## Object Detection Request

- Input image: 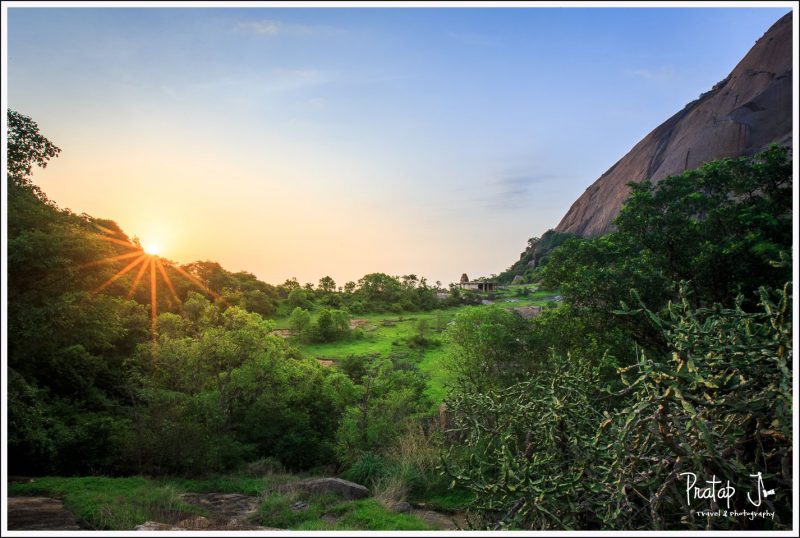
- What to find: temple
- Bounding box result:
[458,273,498,292]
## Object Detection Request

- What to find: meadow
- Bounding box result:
[281,286,561,405]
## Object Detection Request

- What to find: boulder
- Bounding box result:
[390,501,412,513]
[288,478,369,500]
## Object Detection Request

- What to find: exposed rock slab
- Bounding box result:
[134,519,281,531]
[555,12,792,237]
[134,493,280,531]
[283,477,370,500]
[178,492,261,527]
[134,521,183,531]
[7,496,81,530]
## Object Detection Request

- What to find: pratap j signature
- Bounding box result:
[680,471,776,509]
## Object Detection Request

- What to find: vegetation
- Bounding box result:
[9,477,203,530]
[441,147,793,530]
[497,229,577,284]
[255,492,431,530]
[6,110,792,531]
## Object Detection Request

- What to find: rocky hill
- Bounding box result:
[555,12,793,237]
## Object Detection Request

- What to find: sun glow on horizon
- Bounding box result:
[90,226,220,341]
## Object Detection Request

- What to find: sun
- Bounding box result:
[85,225,221,341]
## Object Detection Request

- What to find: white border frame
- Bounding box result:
[1,1,797,536]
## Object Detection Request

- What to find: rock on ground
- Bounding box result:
[389,501,412,513]
[282,477,369,500]
[7,497,81,530]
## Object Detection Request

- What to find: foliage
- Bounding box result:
[336,356,430,463]
[289,307,351,343]
[124,298,355,473]
[443,306,535,391]
[614,145,792,306]
[255,491,431,530]
[442,354,605,529]
[497,229,577,284]
[441,283,792,530]
[289,306,312,337]
[540,146,793,353]
[599,283,793,530]
[7,109,61,187]
[312,308,351,342]
[9,476,202,530]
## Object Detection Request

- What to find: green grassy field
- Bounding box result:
[279,286,559,406]
[295,308,460,406]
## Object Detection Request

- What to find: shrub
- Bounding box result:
[441,283,793,530]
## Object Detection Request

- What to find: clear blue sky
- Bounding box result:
[6,6,792,286]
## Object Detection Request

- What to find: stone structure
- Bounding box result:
[458,273,498,292]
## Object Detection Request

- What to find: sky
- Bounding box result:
[5,5,792,287]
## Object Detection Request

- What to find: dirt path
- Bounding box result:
[7,497,81,530]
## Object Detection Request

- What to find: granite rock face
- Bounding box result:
[555,12,792,237]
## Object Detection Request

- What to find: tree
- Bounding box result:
[7,109,61,187]
[287,287,312,309]
[444,306,534,391]
[318,275,337,293]
[288,307,312,339]
[540,147,793,355]
[336,356,429,462]
[310,308,350,343]
[614,145,792,306]
[278,277,301,298]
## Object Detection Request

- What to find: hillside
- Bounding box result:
[555,12,792,237]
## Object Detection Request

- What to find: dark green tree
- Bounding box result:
[7,109,61,187]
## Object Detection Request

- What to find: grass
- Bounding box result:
[289,308,461,408]
[255,491,431,530]
[9,476,203,530]
[161,474,293,495]
[417,345,451,404]
[410,487,474,512]
[282,293,559,407]
[9,474,434,530]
